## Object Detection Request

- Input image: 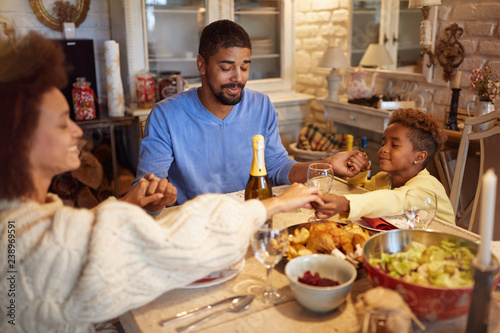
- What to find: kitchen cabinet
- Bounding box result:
[350,0,432,74]
[111,0,297,104]
[110,0,311,150]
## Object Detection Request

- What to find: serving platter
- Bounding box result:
[284,220,369,267]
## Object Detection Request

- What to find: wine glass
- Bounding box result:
[307,163,334,221]
[251,225,289,304]
[404,188,437,230]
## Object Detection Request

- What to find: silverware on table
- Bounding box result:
[175,294,254,332]
[159,295,252,327]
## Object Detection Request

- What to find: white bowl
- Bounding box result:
[285,254,357,312]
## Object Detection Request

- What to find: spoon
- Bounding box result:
[176,294,255,332]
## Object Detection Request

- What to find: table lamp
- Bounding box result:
[359,44,393,69]
[359,44,394,92]
[319,46,349,101]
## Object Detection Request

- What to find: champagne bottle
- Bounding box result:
[245,135,273,200]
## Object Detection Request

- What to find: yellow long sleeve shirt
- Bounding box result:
[345,169,455,224]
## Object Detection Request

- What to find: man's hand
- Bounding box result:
[325,151,370,178]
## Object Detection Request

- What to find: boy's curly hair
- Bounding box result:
[388,108,447,168]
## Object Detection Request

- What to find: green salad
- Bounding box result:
[369,240,475,288]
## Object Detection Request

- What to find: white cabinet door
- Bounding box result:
[115,0,295,103]
[351,0,421,71]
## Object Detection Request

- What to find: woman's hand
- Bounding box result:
[312,193,350,219]
[120,174,177,210]
[325,151,370,178]
[261,183,324,219]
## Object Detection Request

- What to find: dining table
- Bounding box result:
[119,178,500,333]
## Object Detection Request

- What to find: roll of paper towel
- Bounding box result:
[104,40,125,117]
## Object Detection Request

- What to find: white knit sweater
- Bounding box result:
[0,193,266,333]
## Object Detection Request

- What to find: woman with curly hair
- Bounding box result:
[313,108,455,224]
[0,32,323,332]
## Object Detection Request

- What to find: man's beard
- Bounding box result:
[210,82,245,105]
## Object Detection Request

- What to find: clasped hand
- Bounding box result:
[311,193,350,220]
[119,173,177,210]
[324,150,370,178]
[309,151,366,219]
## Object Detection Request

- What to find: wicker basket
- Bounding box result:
[288,142,339,162]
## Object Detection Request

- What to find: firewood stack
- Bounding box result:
[49,137,135,208]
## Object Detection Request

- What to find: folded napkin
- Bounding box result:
[362,217,398,231]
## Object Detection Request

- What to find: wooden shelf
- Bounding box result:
[77,116,140,197]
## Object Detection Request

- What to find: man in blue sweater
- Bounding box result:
[135,20,368,212]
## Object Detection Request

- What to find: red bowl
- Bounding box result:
[363,229,499,321]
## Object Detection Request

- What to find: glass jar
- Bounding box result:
[72,77,96,120]
[136,71,157,109]
[157,71,182,100]
[357,287,417,333]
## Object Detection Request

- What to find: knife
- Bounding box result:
[159,295,250,327]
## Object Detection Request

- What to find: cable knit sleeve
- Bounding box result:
[63,194,266,322]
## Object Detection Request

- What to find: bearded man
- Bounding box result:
[135,20,368,211]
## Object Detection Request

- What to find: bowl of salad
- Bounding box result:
[362,229,499,321]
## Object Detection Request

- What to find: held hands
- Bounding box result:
[325,151,370,178]
[261,183,324,219]
[120,173,177,210]
[311,193,350,219]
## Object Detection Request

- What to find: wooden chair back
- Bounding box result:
[449,111,500,238]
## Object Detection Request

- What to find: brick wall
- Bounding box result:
[0,0,111,104]
[294,0,500,125]
[440,1,500,111]
[2,0,499,123]
[295,0,350,124]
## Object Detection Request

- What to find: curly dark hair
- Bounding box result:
[0,32,68,200]
[388,108,447,168]
[198,20,252,61]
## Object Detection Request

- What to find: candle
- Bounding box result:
[454,70,462,89]
[478,168,497,266]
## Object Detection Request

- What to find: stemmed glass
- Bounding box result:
[404,188,437,230]
[307,163,334,221]
[251,225,289,304]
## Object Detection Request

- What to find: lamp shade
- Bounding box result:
[319,46,349,70]
[359,44,394,67]
[408,0,441,8]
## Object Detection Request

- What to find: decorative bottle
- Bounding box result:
[72,77,96,120]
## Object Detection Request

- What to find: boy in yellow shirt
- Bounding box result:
[314,108,455,224]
